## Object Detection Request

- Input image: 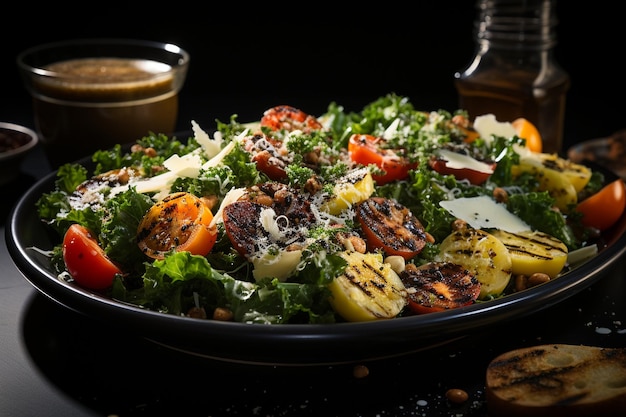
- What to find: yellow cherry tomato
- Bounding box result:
[512,118,543,153]
[137,192,217,259]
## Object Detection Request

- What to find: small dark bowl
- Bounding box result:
[0,122,38,185]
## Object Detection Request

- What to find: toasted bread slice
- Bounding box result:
[486,344,626,417]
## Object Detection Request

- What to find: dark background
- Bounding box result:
[2,1,623,152]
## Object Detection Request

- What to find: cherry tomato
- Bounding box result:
[348,134,417,185]
[62,224,123,290]
[428,156,496,185]
[260,105,323,133]
[399,262,481,314]
[512,117,543,153]
[137,192,218,259]
[356,197,431,260]
[576,178,626,231]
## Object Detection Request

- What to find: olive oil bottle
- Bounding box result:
[454,0,569,154]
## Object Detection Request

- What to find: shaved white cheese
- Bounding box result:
[109,152,202,199]
[202,129,249,170]
[473,114,539,156]
[209,187,247,228]
[259,208,282,240]
[111,128,245,199]
[201,140,235,169]
[67,181,109,211]
[473,114,517,146]
[317,113,334,131]
[163,153,202,178]
[440,195,530,232]
[436,149,495,174]
[567,244,598,268]
[109,170,177,197]
[382,118,401,140]
[192,120,222,159]
[133,172,176,194]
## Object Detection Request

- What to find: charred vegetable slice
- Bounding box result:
[512,152,592,211]
[328,251,407,322]
[356,197,431,260]
[400,262,481,314]
[137,192,217,259]
[488,229,568,278]
[435,226,512,300]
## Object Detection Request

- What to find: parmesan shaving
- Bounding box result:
[259,208,282,240]
[473,114,517,146]
[440,195,530,232]
[436,149,495,174]
[382,118,400,140]
[202,129,247,169]
[111,129,244,199]
[191,120,222,159]
[163,153,202,178]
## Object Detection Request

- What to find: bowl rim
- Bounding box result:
[0,122,39,160]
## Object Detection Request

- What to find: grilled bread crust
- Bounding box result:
[486,344,626,417]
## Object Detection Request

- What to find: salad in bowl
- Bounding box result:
[34,93,625,326]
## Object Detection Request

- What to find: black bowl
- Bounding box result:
[7,161,626,365]
[0,122,38,185]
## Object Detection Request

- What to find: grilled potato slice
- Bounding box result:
[328,251,408,322]
[321,168,375,215]
[512,161,577,210]
[512,152,592,211]
[251,249,303,282]
[488,229,568,278]
[534,152,592,192]
[435,227,512,300]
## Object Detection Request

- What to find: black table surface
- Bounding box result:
[3,138,626,417]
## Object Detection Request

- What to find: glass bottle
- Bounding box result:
[454,0,569,154]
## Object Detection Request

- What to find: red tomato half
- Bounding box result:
[428,155,496,185]
[63,224,123,290]
[348,134,417,185]
[576,178,626,231]
[260,105,323,133]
